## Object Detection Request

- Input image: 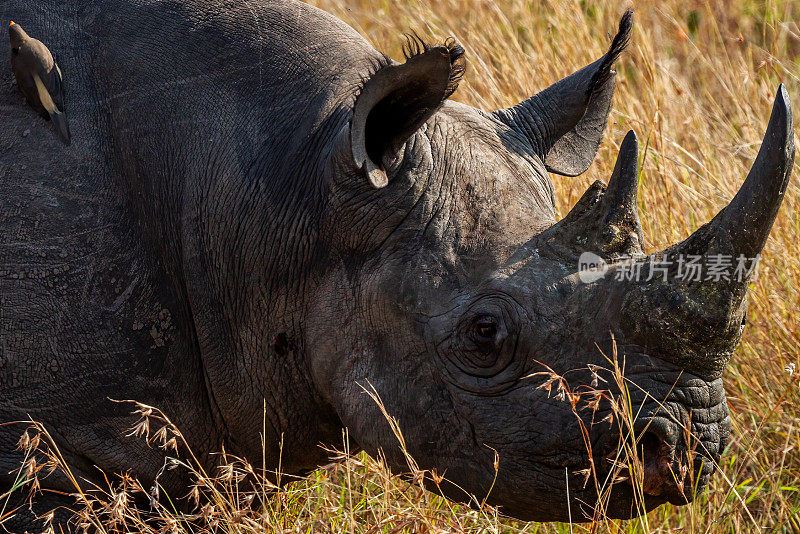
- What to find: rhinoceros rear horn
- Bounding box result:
[543,130,644,258]
[598,130,645,252]
[493,10,633,177]
[351,37,465,188]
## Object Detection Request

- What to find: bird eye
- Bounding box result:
[11,47,19,56]
[473,316,498,342]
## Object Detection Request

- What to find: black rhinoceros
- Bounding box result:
[0,0,793,530]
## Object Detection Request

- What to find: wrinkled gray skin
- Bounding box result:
[0,0,794,530]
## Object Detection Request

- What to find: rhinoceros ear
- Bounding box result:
[351,37,465,188]
[493,10,633,177]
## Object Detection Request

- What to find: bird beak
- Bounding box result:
[9,21,15,26]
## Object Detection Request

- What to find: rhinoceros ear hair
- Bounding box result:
[351,36,466,188]
[493,10,633,177]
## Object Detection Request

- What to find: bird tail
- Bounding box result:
[33,74,71,146]
[51,110,72,146]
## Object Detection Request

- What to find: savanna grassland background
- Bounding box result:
[5,0,800,532]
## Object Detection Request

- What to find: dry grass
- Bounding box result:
[4,0,800,532]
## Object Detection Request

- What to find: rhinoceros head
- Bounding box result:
[310,11,794,521]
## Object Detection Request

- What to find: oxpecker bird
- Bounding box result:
[9,21,71,145]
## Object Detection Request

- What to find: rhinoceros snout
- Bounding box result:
[595,367,731,508]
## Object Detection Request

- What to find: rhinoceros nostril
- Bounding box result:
[638,432,663,483]
[636,430,680,497]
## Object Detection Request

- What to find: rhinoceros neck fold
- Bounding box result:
[85,0,391,471]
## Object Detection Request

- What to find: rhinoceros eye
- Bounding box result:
[473,316,498,343]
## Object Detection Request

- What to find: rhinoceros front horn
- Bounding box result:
[619,86,793,378]
[671,85,794,262]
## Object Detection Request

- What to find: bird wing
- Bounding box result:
[32,72,71,145]
[48,60,66,112]
[25,39,65,113]
[33,73,59,118]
